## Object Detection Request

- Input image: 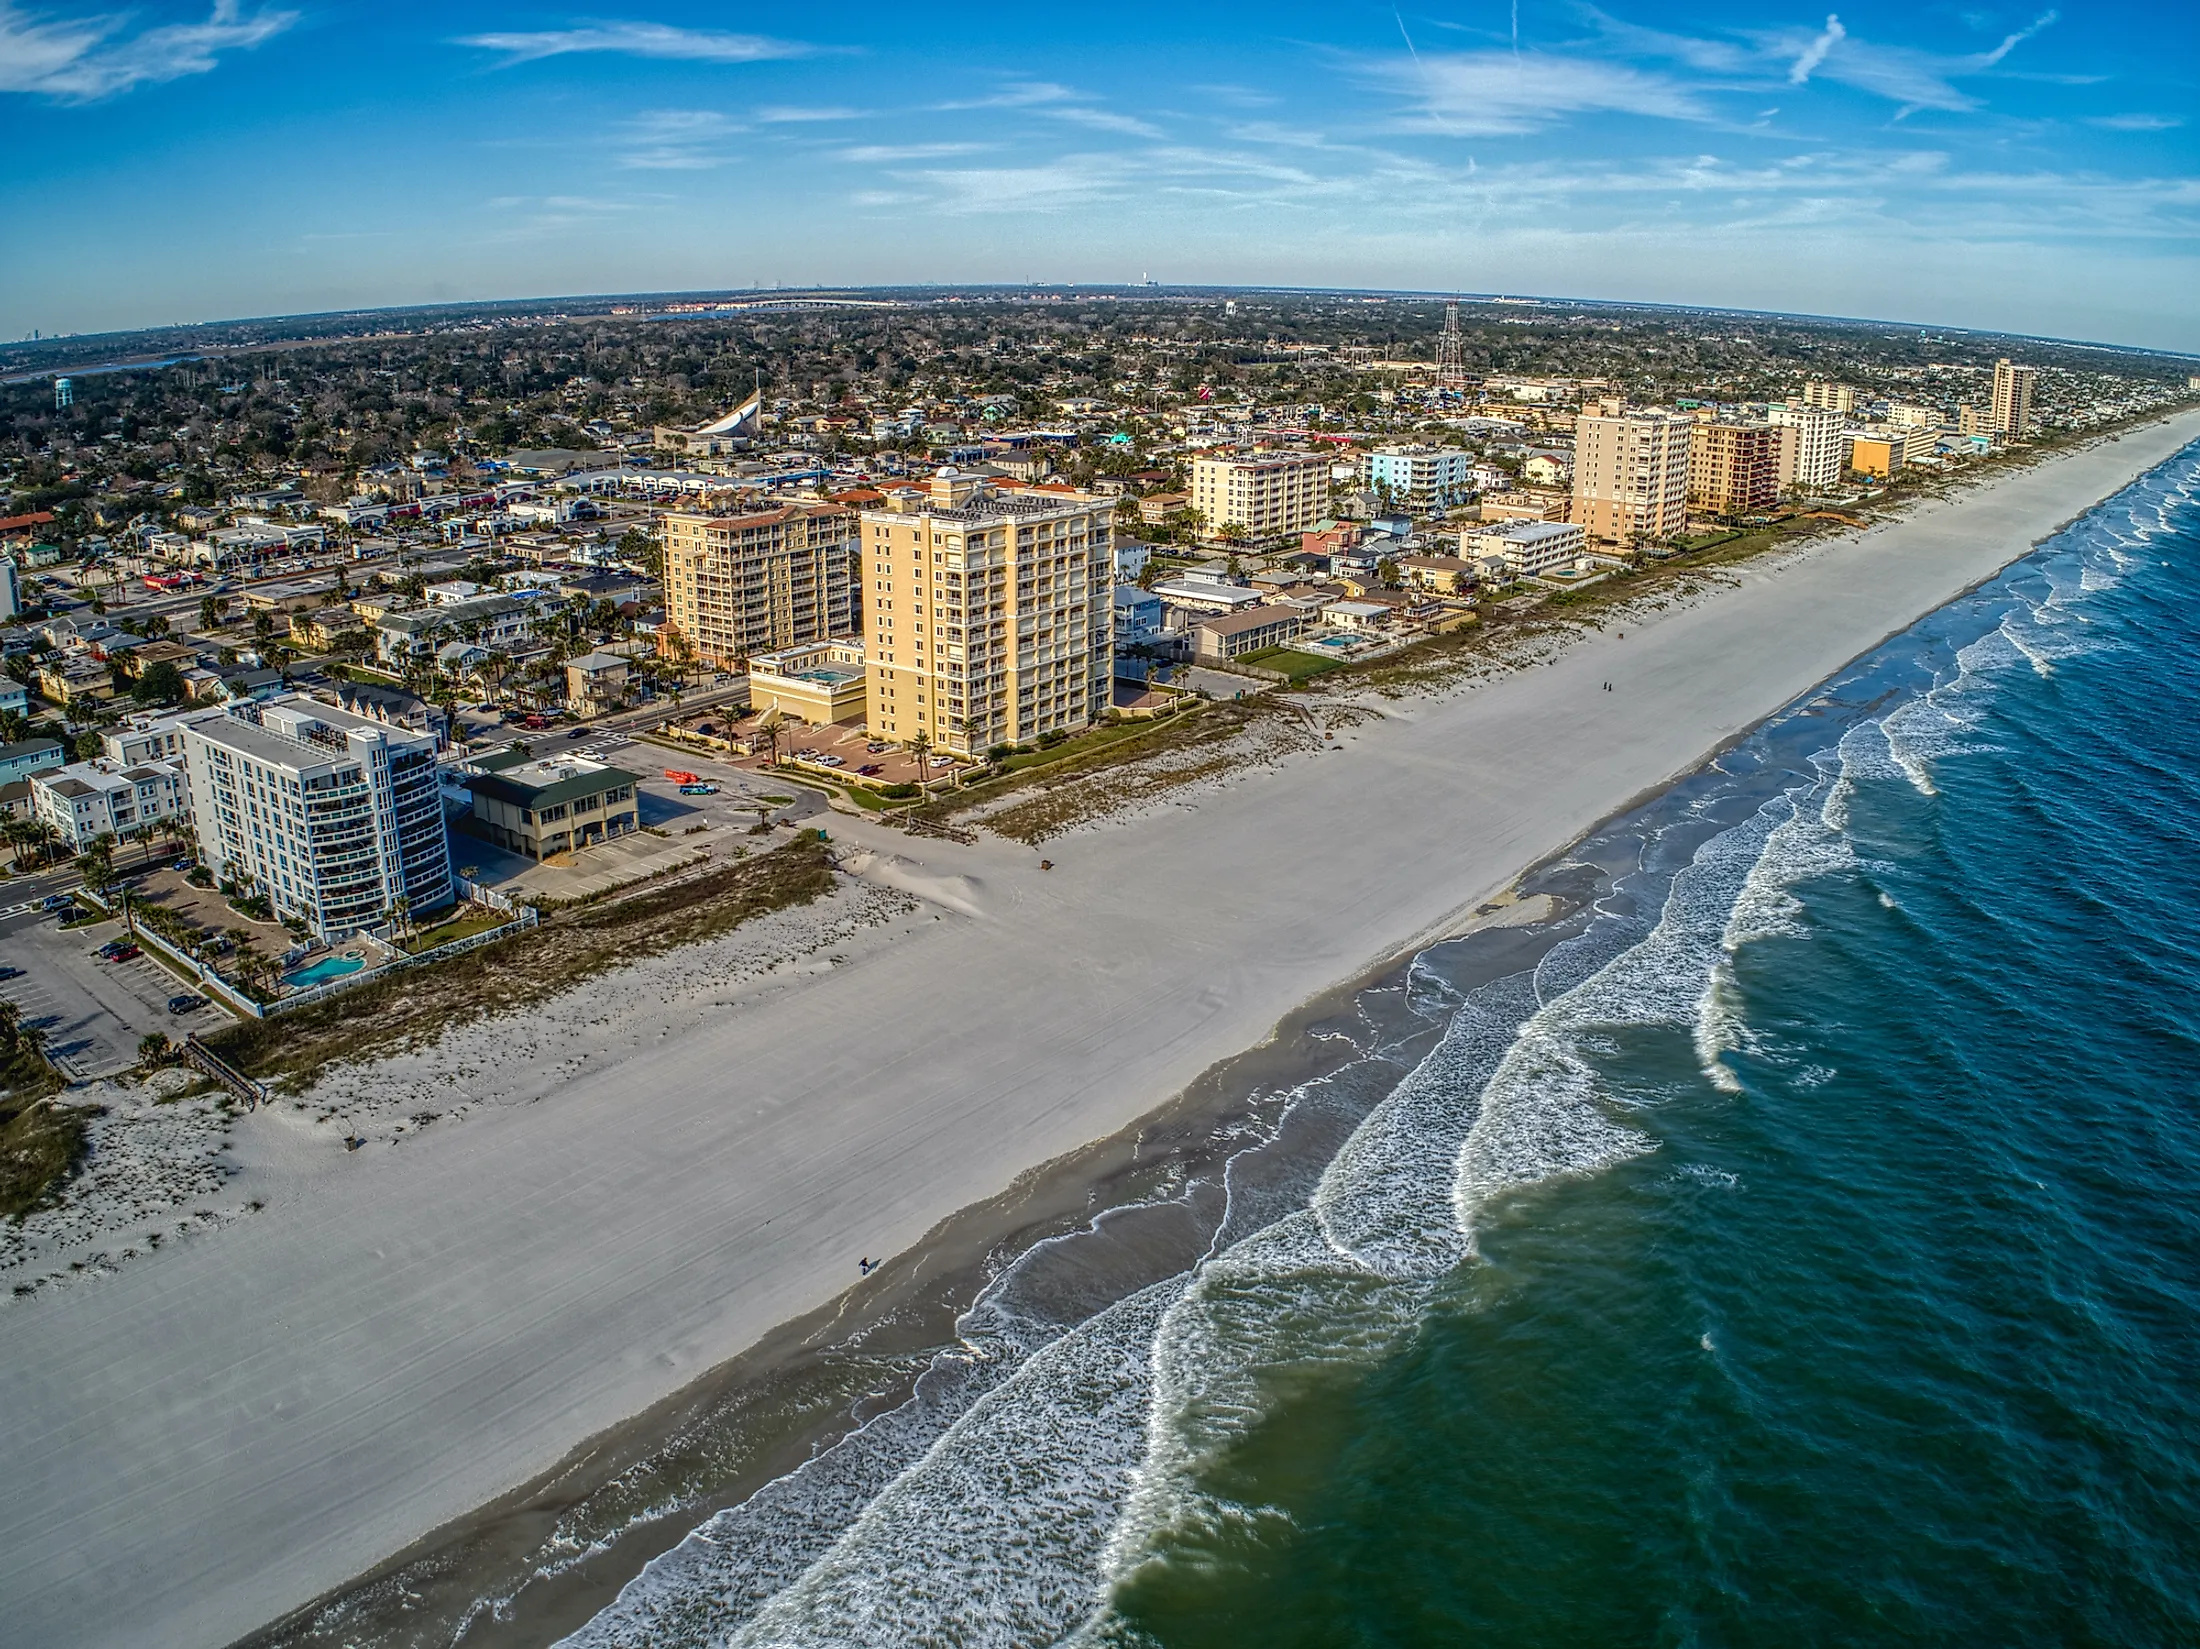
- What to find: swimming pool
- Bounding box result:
[285,954,365,988]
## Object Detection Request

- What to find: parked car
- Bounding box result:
[0,965,20,980]
[678,782,718,795]
[857,764,883,777]
[817,754,846,768]
[167,994,205,1015]
[866,742,890,754]
[96,938,131,957]
[40,894,72,910]
[104,943,141,963]
[929,755,954,768]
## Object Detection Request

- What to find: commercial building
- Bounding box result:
[1365,445,1476,511]
[1768,403,1846,493]
[183,695,454,939]
[1149,570,1265,624]
[466,750,640,861]
[1189,452,1330,539]
[748,638,867,726]
[1572,407,1693,546]
[1462,520,1588,578]
[860,472,1113,757]
[661,501,857,669]
[32,758,191,850]
[1687,420,1780,517]
[1992,359,2038,436]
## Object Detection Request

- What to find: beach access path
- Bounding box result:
[4,410,2196,1649]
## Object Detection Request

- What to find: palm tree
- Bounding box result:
[754,706,786,768]
[0,707,26,745]
[907,729,933,783]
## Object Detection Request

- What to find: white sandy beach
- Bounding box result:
[3,411,2196,1649]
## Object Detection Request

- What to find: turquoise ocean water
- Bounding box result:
[563,441,2200,1648]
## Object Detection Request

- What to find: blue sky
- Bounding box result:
[2,1,2194,350]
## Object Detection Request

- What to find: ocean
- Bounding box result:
[267,441,2200,1648]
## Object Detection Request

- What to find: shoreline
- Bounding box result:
[3,409,2196,1649]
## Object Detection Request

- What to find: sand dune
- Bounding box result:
[2,413,2195,1649]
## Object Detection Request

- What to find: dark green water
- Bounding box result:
[561,444,2200,1649]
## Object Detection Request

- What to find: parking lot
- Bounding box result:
[0,908,232,1080]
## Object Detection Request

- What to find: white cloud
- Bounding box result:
[458,22,813,67]
[836,142,991,162]
[2088,113,2183,132]
[1371,49,1708,135]
[1046,104,1163,138]
[1787,15,1846,85]
[755,104,866,123]
[0,0,292,101]
[618,108,744,170]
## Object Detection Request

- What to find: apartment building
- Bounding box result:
[1190,451,1330,539]
[1365,445,1475,511]
[31,758,191,850]
[1572,407,1694,546]
[1687,420,1780,517]
[1992,359,2038,436]
[1461,520,1588,578]
[183,694,453,939]
[374,592,544,666]
[860,472,1113,758]
[1768,403,1846,493]
[1802,380,1858,414]
[660,501,856,668]
[1848,433,1905,480]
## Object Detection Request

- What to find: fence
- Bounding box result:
[264,904,539,1017]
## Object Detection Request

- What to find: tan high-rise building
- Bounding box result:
[1573,407,1694,546]
[861,474,1113,758]
[660,502,857,668]
[1190,451,1329,539]
[1802,380,1858,414]
[1768,402,1845,493]
[1687,420,1780,517]
[1991,359,2038,436]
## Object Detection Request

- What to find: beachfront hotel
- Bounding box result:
[1687,418,1781,517]
[1190,451,1331,539]
[860,472,1114,757]
[660,501,858,669]
[1993,359,2039,437]
[1769,402,1847,493]
[181,693,453,940]
[1572,404,1694,546]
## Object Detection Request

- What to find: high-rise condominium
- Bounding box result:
[661,501,857,668]
[1802,380,1858,414]
[1991,359,2038,436]
[1573,406,1695,545]
[183,694,452,939]
[1190,452,1330,539]
[1768,403,1846,493]
[861,473,1114,758]
[1687,420,1781,517]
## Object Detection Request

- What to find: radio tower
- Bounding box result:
[1436,298,1467,396]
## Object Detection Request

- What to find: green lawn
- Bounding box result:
[1238,647,1345,682]
[400,907,514,953]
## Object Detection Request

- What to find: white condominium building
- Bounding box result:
[183,694,454,939]
[1572,407,1694,546]
[1992,359,2038,436]
[861,473,1114,758]
[1190,451,1330,539]
[30,758,192,850]
[1768,403,1847,493]
[1461,520,1588,578]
